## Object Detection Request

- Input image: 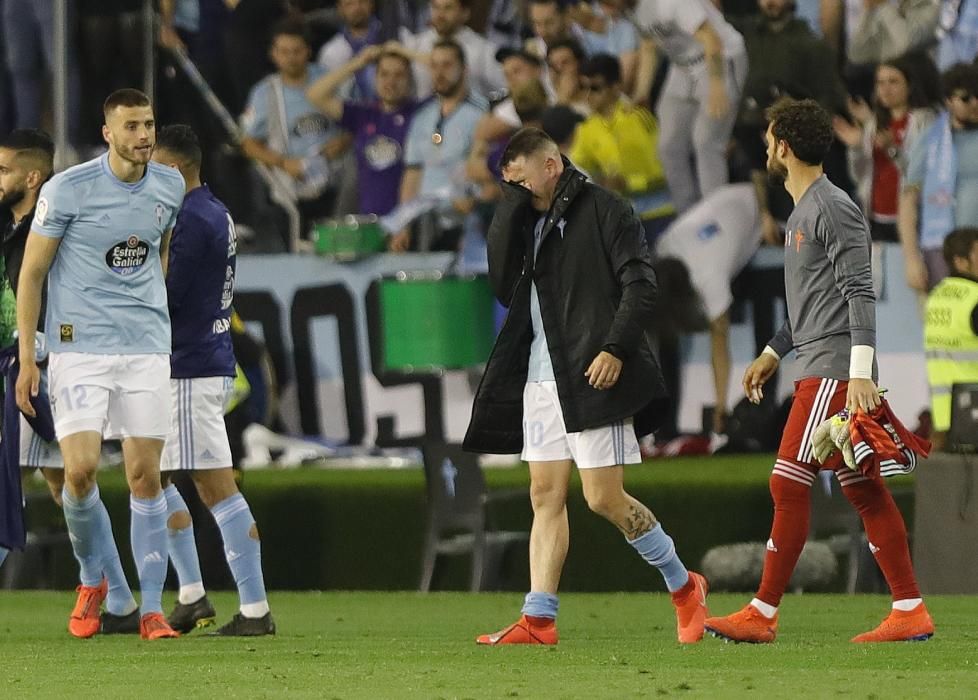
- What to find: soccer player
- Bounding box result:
[704,98,934,644]
[464,128,708,645]
[152,125,275,637]
[16,88,185,640]
[0,129,141,635]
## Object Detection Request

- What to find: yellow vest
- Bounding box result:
[924,275,978,430]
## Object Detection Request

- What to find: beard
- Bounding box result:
[766,155,788,181]
[434,77,463,98]
[116,142,152,164]
[0,186,25,210]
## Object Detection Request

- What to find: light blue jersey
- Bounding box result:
[31,154,185,355]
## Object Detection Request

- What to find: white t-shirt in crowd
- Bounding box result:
[655,183,761,321]
[629,0,745,65]
[401,26,507,100]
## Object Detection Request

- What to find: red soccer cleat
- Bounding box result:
[476,615,558,645]
[140,612,181,640]
[68,579,108,639]
[672,571,710,643]
[851,604,934,643]
[705,603,778,644]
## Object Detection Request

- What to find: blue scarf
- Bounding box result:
[344,17,383,101]
[921,111,957,250]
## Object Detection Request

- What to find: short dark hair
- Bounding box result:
[432,39,466,67]
[271,17,310,45]
[377,50,411,73]
[0,128,54,175]
[941,62,978,99]
[580,53,621,86]
[764,97,833,166]
[546,38,586,64]
[943,227,978,269]
[103,88,151,118]
[499,127,558,170]
[156,124,202,169]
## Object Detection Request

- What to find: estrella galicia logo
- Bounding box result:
[105,235,149,275]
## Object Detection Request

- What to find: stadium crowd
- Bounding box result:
[2,0,978,441]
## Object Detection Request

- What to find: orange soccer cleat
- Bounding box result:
[705,604,778,644]
[68,579,108,639]
[140,612,181,640]
[851,604,934,643]
[476,615,558,645]
[672,571,710,643]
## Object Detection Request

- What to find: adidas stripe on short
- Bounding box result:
[161,376,234,471]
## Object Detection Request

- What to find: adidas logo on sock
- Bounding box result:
[766,538,778,553]
[143,551,164,564]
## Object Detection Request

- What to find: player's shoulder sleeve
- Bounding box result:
[31,172,77,239]
[151,163,186,231]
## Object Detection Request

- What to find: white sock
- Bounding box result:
[240,600,270,618]
[892,598,923,612]
[750,598,778,619]
[178,582,206,605]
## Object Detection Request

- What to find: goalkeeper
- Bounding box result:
[703,98,933,644]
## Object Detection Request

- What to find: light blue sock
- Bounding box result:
[130,493,168,615]
[62,486,104,587]
[163,484,205,602]
[628,523,690,592]
[0,545,8,567]
[211,493,268,616]
[521,591,559,619]
[93,499,137,616]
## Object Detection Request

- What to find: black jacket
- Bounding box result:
[0,204,46,330]
[463,163,668,454]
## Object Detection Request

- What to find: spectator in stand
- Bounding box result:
[466,49,549,189]
[568,1,640,95]
[316,0,383,102]
[547,38,591,116]
[834,55,939,243]
[936,0,978,70]
[628,0,748,213]
[541,104,586,153]
[733,0,848,242]
[847,0,940,65]
[570,54,673,234]
[1,0,81,149]
[391,40,487,252]
[224,0,288,115]
[484,0,528,49]
[399,0,506,100]
[306,45,417,217]
[526,0,577,59]
[240,18,348,237]
[900,62,978,293]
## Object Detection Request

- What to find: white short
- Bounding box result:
[520,381,641,469]
[48,352,171,441]
[161,377,234,472]
[19,415,63,468]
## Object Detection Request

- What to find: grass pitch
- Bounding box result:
[1,591,976,699]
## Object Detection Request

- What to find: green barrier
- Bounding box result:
[378,273,495,371]
[18,457,914,592]
[312,215,386,260]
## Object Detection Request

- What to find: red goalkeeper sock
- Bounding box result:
[756,474,812,608]
[842,478,921,601]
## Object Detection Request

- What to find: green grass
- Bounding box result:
[1,591,975,699]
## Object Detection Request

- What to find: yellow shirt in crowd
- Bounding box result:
[568,99,670,217]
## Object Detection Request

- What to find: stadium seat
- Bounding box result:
[419,443,528,592]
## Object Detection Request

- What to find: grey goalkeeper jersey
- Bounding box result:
[767,175,876,381]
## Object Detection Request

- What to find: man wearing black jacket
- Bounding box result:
[464,128,708,645]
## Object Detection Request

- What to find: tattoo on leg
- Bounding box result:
[620,503,654,540]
